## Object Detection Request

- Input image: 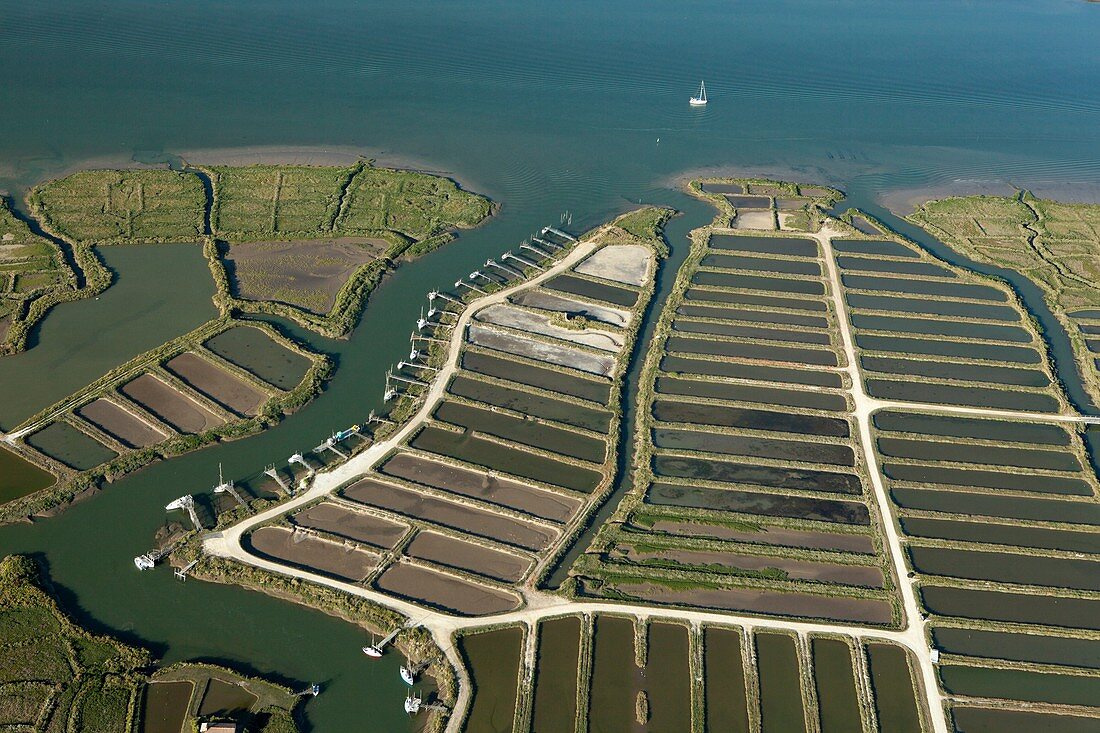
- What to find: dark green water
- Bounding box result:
[2,1,1100,730]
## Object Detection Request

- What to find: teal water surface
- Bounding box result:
[1,1,1099,731]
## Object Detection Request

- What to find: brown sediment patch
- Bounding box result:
[342,477,557,551]
[603,582,893,624]
[467,323,616,376]
[292,501,407,549]
[120,374,225,433]
[249,526,378,582]
[224,237,386,314]
[165,352,268,416]
[574,244,651,286]
[76,397,167,448]
[405,531,531,583]
[380,452,580,522]
[375,562,520,616]
[646,520,876,554]
[733,211,776,230]
[616,546,884,588]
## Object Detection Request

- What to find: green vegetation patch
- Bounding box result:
[0,554,303,733]
[31,169,205,244]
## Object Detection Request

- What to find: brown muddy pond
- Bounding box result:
[882,462,1091,496]
[198,678,256,717]
[647,518,875,553]
[866,379,1059,412]
[837,255,954,278]
[874,410,1070,444]
[647,483,870,525]
[951,707,1100,733]
[851,314,1032,342]
[812,638,862,733]
[165,352,268,416]
[511,288,631,327]
[677,302,829,328]
[891,486,1100,526]
[832,239,918,258]
[654,455,862,494]
[0,445,55,503]
[25,421,117,470]
[77,398,166,448]
[543,273,638,307]
[203,326,310,390]
[660,354,843,388]
[460,349,611,404]
[860,355,1051,387]
[939,664,1100,707]
[653,399,850,437]
[842,274,1007,302]
[672,317,832,345]
[700,183,743,194]
[292,502,406,549]
[531,616,581,733]
[666,335,838,366]
[932,626,1100,670]
[657,376,845,411]
[140,681,193,733]
[405,531,529,583]
[411,424,601,493]
[755,633,807,733]
[467,323,615,377]
[459,627,523,730]
[653,427,855,466]
[449,374,611,431]
[877,437,1080,471]
[693,271,825,296]
[847,216,881,234]
[380,452,579,523]
[909,545,1100,591]
[920,585,1100,630]
[434,400,606,463]
[701,253,821,276]
[704,627,750,733]
[343,477,555,550]
[377,562,519,616]
[686,287,828,312]
[121,373,225,433]
[866,643,922,733]
[845,293,1018,321]
[900,516,1100,553]
[855,334,1040,363]
[709,234,818,258]
[249,526,377,582]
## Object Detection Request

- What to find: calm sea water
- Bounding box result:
[1,1,1098,730]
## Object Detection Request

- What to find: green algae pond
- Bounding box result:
[140,681,193,733]
[530,616,581,733]
[755,632,807,733]
[811,638,862,733]
[204,325,310,390]
[703,627,750,733]
[0,445,54,503]
[939,664,1100,708]
[460,350,612,404]
[458,626,522,733]
[866,643,922,733]
[25,421,117,470]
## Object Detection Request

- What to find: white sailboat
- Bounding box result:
[690,80,708,106]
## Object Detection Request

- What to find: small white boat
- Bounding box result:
[400,664,416,685]
[362,633,383,658]
[690,80,708,106]
[404,691,422,715]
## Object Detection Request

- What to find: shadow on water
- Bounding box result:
[836,193,1099,416]
[544,189,716,588]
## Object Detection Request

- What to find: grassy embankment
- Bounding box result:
[1,163,492,523]
[0,199,77,355]
[0,554,302,732]
[910,193,1100,405]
